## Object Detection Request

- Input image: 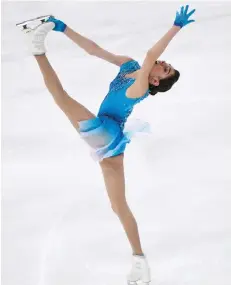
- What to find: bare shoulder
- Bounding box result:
[115,56,134,66]
[126,52,154,98]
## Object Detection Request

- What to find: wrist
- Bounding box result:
[172,25,181,31]
[64,25,69,34]
[171,25,181,36]
[60,22,67,33]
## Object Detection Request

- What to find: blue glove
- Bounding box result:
[174,5,196,28]
[47,16,67,32]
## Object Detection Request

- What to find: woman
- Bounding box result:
[18,5,195,284]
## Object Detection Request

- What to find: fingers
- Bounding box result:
[184,4,189,15]
[180,6,184,15]
[187,19,195,25]
[179,5,196,18]
[187,9,196,18]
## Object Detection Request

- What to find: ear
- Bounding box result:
[150,76,160,86]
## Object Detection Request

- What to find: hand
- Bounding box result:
[174,5,196,28]
[47,16,67,32]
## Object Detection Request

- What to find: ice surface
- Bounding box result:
[2,2,231,285]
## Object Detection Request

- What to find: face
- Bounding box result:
[149,60,175,86]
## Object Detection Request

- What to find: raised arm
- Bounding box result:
[126,5,196,98]
[47,18,133,66]
[65,26,132,66]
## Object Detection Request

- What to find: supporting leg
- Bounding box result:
[100,154,144,255]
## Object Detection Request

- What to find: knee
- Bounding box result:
[52,90,69,109]
[111,201,129,217]
[44,78,64,96]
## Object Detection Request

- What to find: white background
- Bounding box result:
[2,2,231,285]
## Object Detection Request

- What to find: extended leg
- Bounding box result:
[35,54,95,129]
[18,21,95,129]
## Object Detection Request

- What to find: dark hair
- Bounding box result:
[149,69,180,96]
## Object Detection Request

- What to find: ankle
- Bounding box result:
[34,54,46,58]
[133,252,145,257]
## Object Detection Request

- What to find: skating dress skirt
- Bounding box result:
[78,60,150,162]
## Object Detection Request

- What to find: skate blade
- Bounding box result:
[16,15,54,32]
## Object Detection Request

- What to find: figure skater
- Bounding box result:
[18,5,195,284]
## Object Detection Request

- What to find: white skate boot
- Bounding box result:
[127,255,151,285]
[17,17,55,55]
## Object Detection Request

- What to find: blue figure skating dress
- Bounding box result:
[78,60,150,161]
